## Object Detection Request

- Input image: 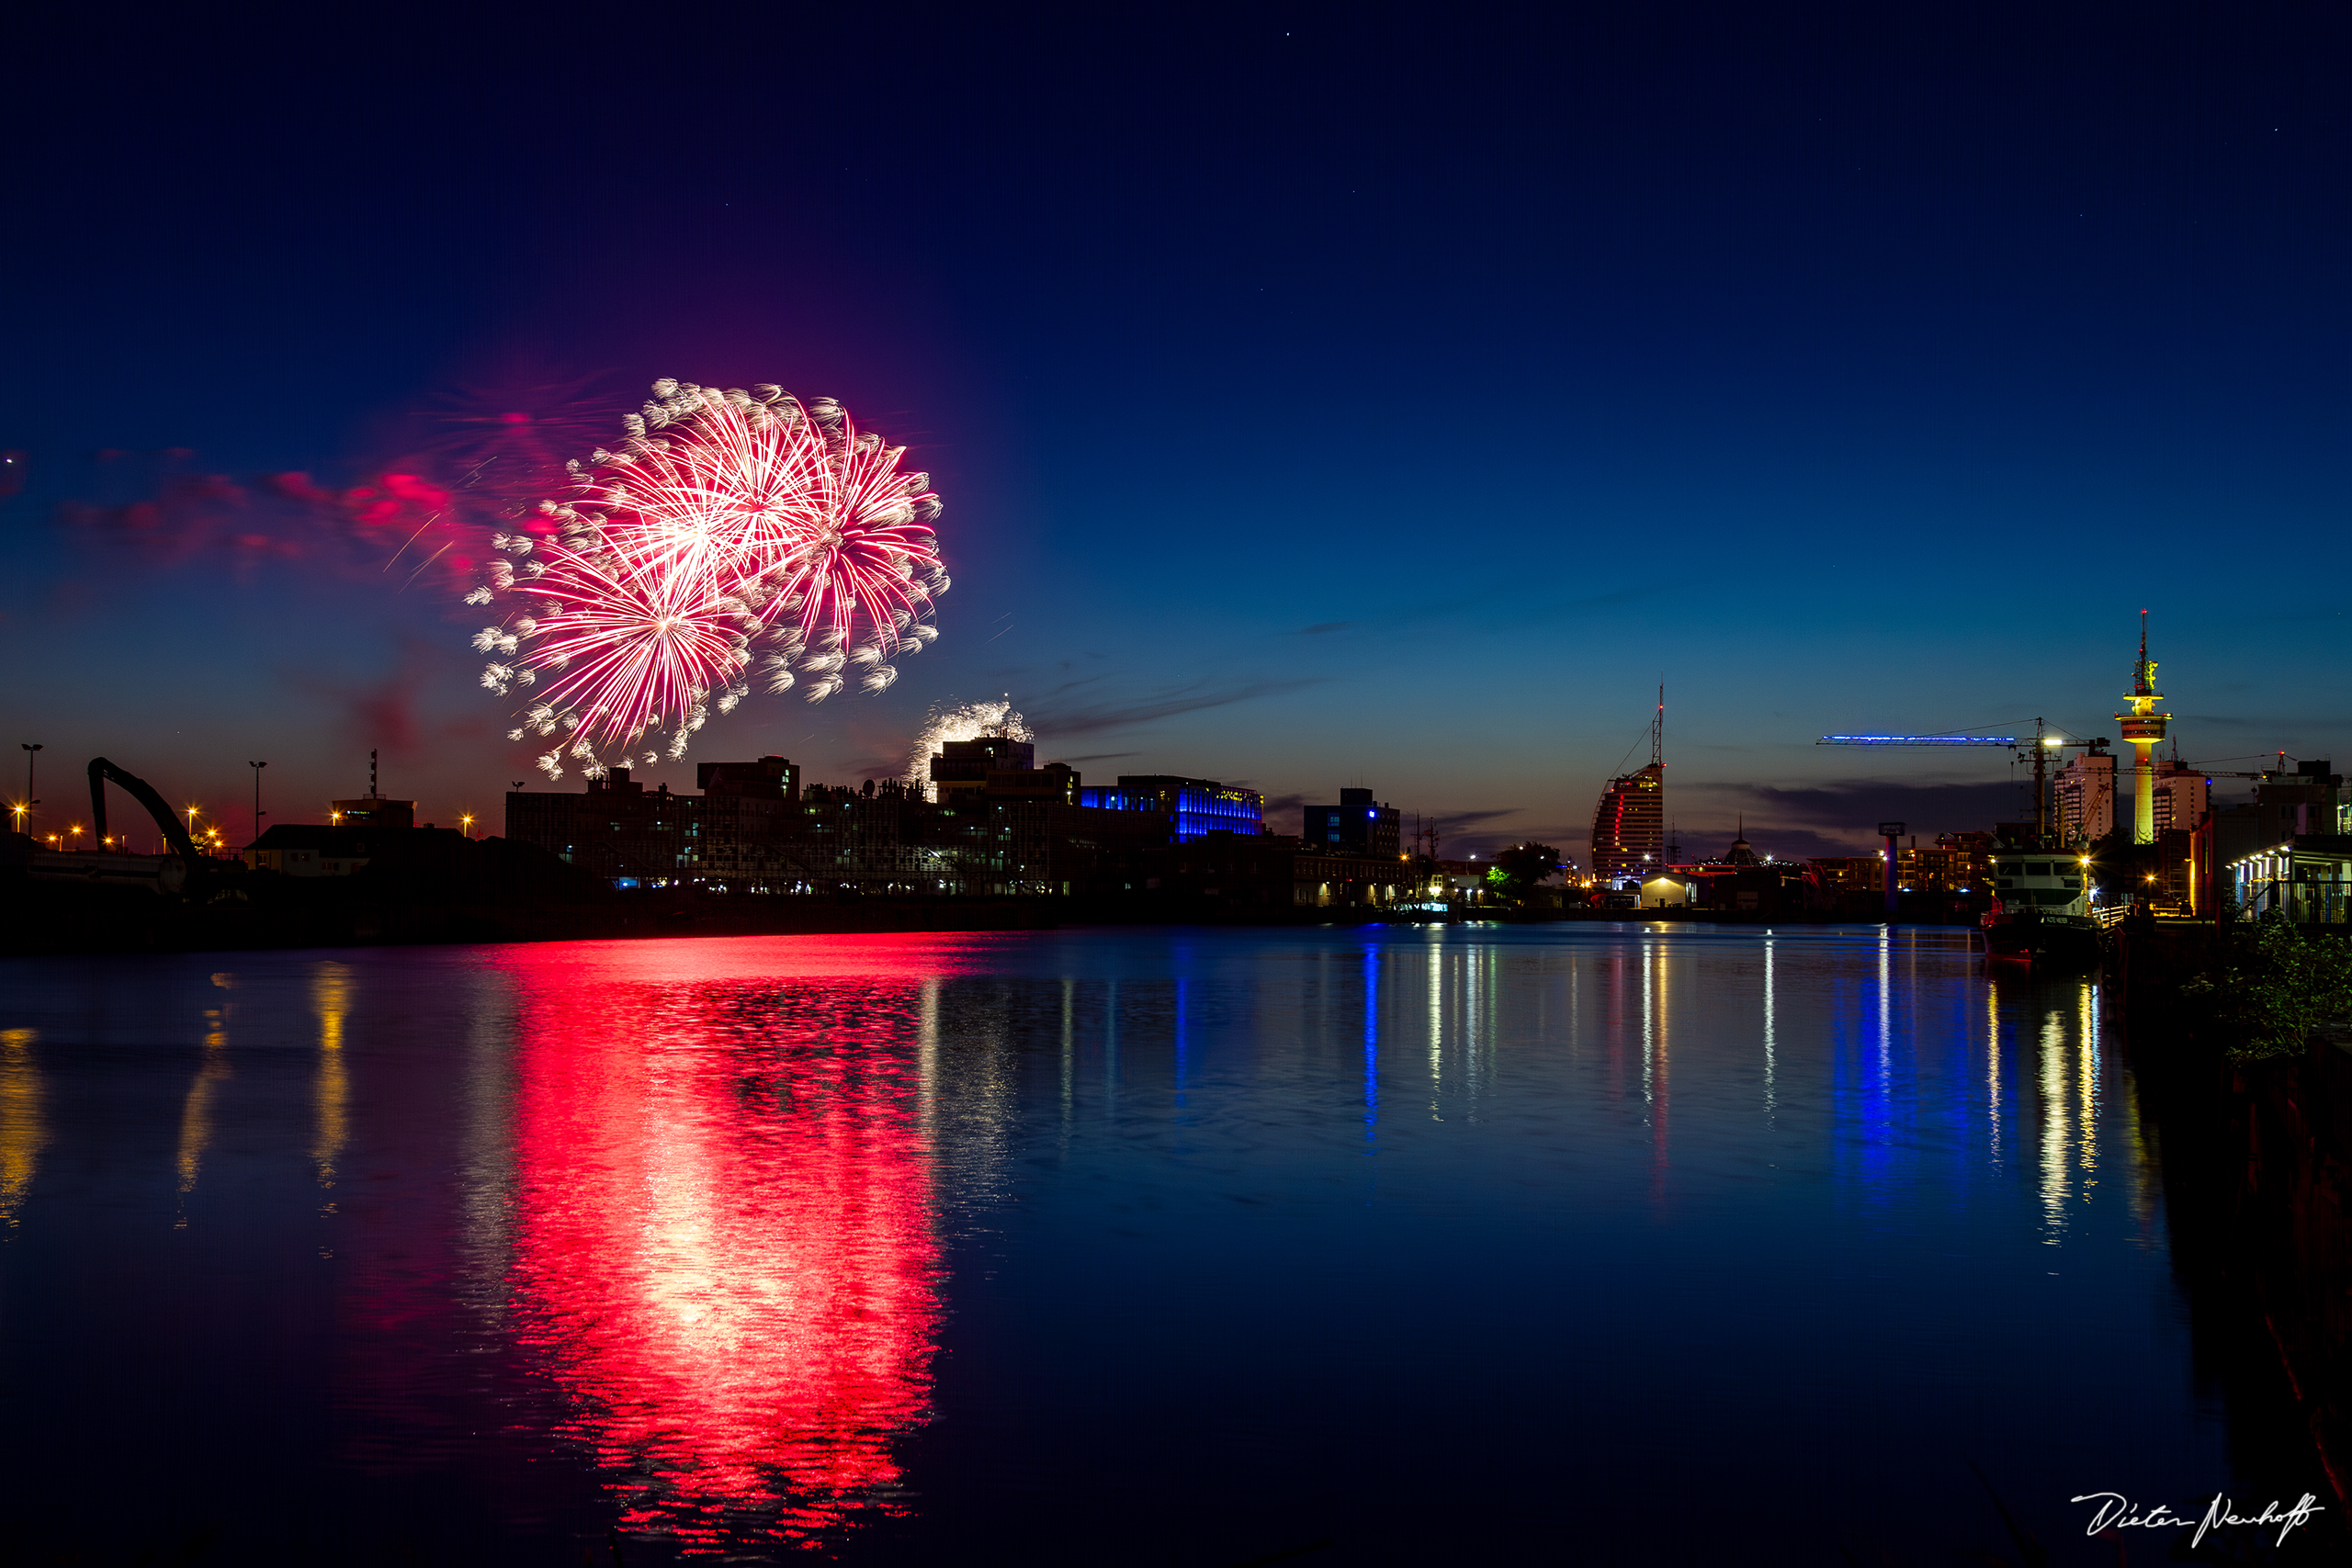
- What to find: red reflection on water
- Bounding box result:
[503,942,956,1551]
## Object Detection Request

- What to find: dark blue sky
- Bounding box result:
[4,3,2345,856]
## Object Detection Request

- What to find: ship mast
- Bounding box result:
[2032,718,2047,840]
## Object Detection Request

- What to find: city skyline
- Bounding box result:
[4,8,2344,860]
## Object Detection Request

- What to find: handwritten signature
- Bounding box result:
[2071,1491,2326,1548]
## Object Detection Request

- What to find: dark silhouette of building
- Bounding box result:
[505,753,1170,897]
[246,824,381,876]
[1122,832,1411,910]
[1305,788,1400,857]
[332,796,414,829]
[506,760,819,887]
[699,756,800,801]
[930,738,1035,799]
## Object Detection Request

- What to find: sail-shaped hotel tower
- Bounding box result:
[1589,692,1666,884]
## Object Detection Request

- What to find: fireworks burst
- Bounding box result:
[467,380,947,778]
[903,698,1030,792]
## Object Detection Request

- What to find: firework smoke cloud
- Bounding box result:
[465,380,948,779]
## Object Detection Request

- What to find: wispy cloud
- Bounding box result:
[1026,677,1328,738]
[1423,806,1524,832]
[1719,776,2028,833]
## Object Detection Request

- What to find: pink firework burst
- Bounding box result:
[757,399,946,700]
[467,380,947,778]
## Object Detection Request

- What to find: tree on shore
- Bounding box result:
[1486,842,1562,904]
[2181,911,2352,1058]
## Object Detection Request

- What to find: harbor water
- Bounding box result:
[0,925,2326,1563]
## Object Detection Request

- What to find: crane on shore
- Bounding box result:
[1817,721,2111,837]
[1816,722,2109,911]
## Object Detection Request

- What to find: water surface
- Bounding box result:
[0,924,2310,1562]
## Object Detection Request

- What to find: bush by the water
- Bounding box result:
[2181,911,2352,1059]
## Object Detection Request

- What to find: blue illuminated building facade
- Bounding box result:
[1081,775,1265,840]
[1306,788,1401,857]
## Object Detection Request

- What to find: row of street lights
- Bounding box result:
[14,742,482,851]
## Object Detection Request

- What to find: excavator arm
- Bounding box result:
[87,758,206,863]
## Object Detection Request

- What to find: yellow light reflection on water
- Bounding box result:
[0,1028,42,1227]
[176,1005,232,1212]
[312,963,351,1190]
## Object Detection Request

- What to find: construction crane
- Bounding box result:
[1817,720,2109,836]
[1816,735,2019,747]
[1816,722,2112,909]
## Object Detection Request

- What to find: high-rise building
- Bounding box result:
[1589,763,1663,883]
[2055,749,2117,844]
[1590,689,1666,884]
[1305,788,1401,858]
[2149,759,2207,837]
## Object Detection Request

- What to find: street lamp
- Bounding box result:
[460,813,475,839]
[249,761,267,851]
[18,743,39,830]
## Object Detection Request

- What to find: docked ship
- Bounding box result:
[1979,834,2101,970]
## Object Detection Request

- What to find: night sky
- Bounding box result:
[5,4,2345,860]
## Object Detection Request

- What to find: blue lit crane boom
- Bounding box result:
[1813,726,2109,910]
[1816,735,2018,746]
[1812,723,2109,874]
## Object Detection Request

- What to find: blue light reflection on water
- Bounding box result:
[0,923,2265,1564]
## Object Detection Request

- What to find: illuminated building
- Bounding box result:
[1086,776,1264,840]
[1304,788,1400,857]
[2054,747,2116,843]
[2148,758,2207,836]
[2116,614,2168,845]
[2187,760,2339,915]
[1589,764,1662,883]
[1590,690,1666,884]
[2227,838,2352,923]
